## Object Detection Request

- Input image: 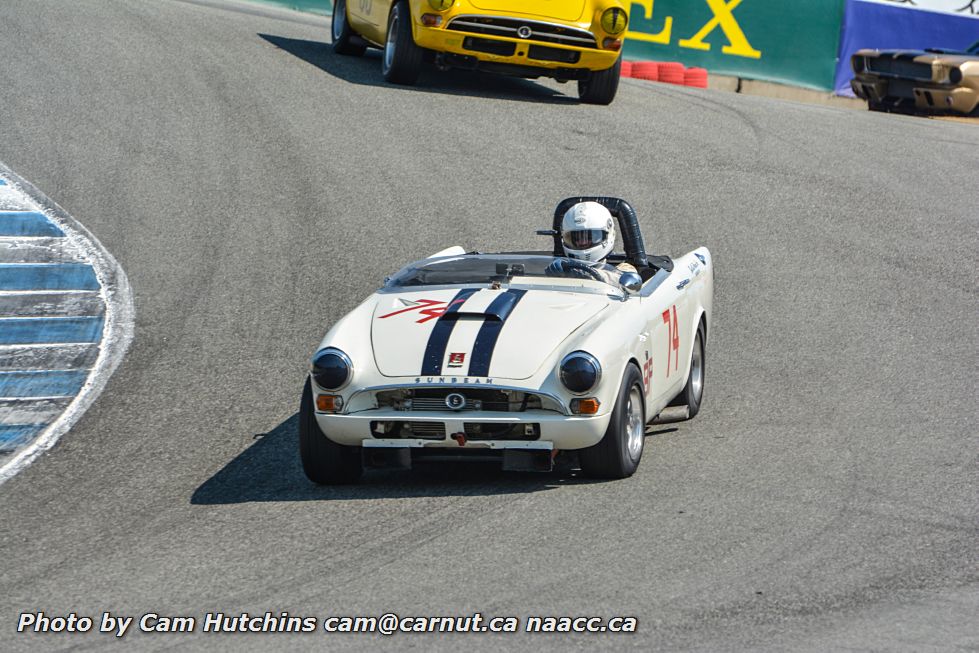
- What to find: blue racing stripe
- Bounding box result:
[0,263,99,290]
[0,211,64,237]
[420,288,480,376]
[0,424,47,451]
[467,289,528,377]
[0,371,89,398]
[0,316,105,344]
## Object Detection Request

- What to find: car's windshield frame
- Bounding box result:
[380,254,627,297]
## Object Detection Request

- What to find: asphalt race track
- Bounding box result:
[0,1,976,650]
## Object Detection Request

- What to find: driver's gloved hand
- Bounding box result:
[545,258,594,280]
[544,259,569,276]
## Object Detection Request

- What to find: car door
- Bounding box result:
[347,0,388,44]
[641,270,692,411]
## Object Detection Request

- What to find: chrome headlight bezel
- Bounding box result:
[560,351,602,395]
[311,347,353,391]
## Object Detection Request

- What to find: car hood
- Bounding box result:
[371,287,608,379]
[466,0,586,22]
[869,49,977,64]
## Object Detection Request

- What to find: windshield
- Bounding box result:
[383,254,626,292]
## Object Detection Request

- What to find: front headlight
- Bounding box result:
[428,0,453,10]
[311,348,352,390]
[560,352,602,394]
[601,7,628,35]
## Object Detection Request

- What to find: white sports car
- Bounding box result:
[300,197,713,482]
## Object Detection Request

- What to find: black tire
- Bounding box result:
[299,377,362,484]
[578,364,645,479]
[381,1,423,85]
[668,322,706,418]
[331,0,366,56]
[578,56,621,105]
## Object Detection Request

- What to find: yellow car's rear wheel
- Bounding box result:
[331,0,366,57]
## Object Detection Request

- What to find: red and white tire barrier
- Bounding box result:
[657,62,686,85]
[621,60,709,89]
[632,61,659,82]
[683,67,708,88]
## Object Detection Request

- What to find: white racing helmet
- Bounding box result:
[560,201,616,262]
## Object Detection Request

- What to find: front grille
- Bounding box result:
[376,388,544,413]
[447,15,597,49]
[408,397,480,411]
[413,388,513,412]
[527,45,580,64]
[463,37,516,57]
[888,79,917,99]
[866,57,933,81]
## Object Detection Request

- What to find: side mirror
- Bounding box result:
[619,271,642,293]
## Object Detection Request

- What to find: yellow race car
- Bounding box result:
[331,0,629,104]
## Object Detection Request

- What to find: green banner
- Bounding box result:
[623,0,844,90]
[247,0,332,15]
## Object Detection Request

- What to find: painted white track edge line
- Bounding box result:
[0,162,135,485]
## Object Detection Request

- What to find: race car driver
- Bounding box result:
[547,201,637,276]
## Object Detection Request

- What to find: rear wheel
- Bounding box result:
[299,378,362,484]
[579,364,644,479]
[668,322,705,418]
[382,1,423,85]
[331,0,366,56]
[578,57,621,105]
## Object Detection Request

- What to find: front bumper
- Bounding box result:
[852,75,979,114]
[315,408,611,450]
[412,20,619,75]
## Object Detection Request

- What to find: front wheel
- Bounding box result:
[331,0,366,56]
[579,364,645,479]
[382,1,423,85]
[299,378,362,484]
[578,57,621,105]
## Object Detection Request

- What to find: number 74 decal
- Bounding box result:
[662,305,679,377]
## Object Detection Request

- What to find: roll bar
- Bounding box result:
[544,197,672,272]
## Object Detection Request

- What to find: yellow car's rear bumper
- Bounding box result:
[411,21,619,74]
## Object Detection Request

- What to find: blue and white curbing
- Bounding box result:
[0,162,134,484]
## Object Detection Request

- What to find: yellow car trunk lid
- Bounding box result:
[467,0,586,23]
